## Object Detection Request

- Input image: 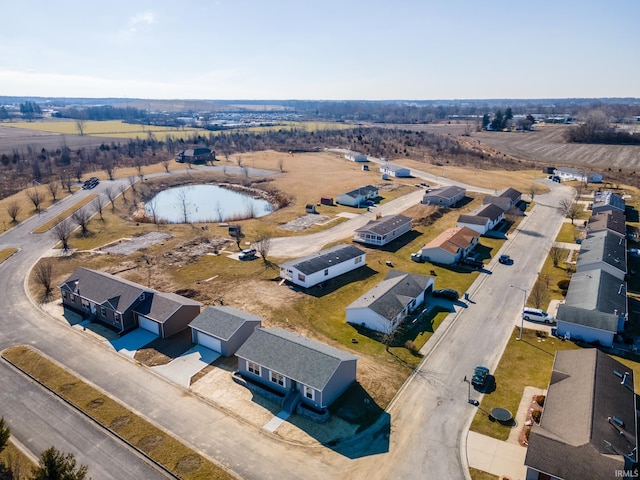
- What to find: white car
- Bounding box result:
[522,307,555,324]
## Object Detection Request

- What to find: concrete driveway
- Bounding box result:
[108,329,158,358]
[151,345,220,387]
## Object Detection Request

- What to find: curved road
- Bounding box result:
[0,165,573,479]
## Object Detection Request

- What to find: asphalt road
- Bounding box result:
[0,166,574,480]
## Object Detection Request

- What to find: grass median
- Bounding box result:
[32,195,97,234]
[2,345,235,480]
[0,248,19,264]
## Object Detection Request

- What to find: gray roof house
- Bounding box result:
[587,210,626,237]
[456,203,505,234]
[346,270,434,333]
[482,187,522,211]
[592,190,626,215]
[556,268,627,347]
[235,327,358,411]
[189,306,262,356]
[525,349,637,480]
[175,147,214,164]
[379,163,410,177]
[344,150,368,162]
[576,230,627,280]
[421,185,466,206]
[555,167,603,183]
[353,214,413,246]
[60,268,202,338]
[336,185,379,207]
[279,244,366,289]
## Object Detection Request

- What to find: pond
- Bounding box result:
[147,185,273,223]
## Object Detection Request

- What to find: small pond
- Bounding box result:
[147,185,272,223]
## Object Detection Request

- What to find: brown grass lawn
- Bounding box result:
[469,468,499,480]
[555,222,582,243]
[0,440,35,478]
[2,345,235,480]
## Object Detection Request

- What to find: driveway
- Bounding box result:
[108,329,158,358]
[151,345,220,387]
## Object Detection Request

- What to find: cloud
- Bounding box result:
[129,11,155,33]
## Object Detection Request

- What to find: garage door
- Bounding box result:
[138,316,160,335]
[197,332,221,353]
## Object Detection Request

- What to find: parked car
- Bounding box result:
[471,365,489,389]
[238,248,257,260]
[433,288,460,301]
[82,177,99,189]
[410,252,425,263]
[460,256,484,269]
[498,254,512,265]
[522,307,555,324]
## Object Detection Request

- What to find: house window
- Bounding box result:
[114,313,121,325]
[70,294,76,303]
[324,269,329,276]
[247,362,261,376]
[270,372,285,386]
[81,299,89,311]
[298,273,305,282]
[304,385,315,400]
[100,306,106,317]
[62,291,67,299]
[354,256,362,264]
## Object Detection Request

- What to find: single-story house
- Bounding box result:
[60,268,202,338]
[279,244,366,288]
[592,190,626,215]
[175,147,215,163]
[421,185,466,207]
[524,349,637,480]
[344,151,368,162]
[419,226,479,264]
[482,187,522,211]
[189,306,262,356]
[576,230,627,280]
[346,270,434,333]
[554,167,603,183]
[235,327,358,410]
[379,163,410,178]
[586,210,626,237]
[353,214,412,246]
[456,203,504,235]
[555,268,627,347]
[336,185,379,207]
[542,166,556,174]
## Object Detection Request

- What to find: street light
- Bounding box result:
[509,284,526,341]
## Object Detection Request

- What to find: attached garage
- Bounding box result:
[138,316,160,335]
[195,331,222,353]
[189,306,263,357]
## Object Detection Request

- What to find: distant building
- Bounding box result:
[176,147,215,164]
[554,167,603,184]
[379,163,410,178]
[344,151,368,162]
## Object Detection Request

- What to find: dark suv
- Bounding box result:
[472,365,489,389]
[433,288,460,301]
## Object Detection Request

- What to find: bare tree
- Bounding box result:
[278,158,285,173]
[119,183,128,204]
[7,200,20,223]
[146,196,158,224]
[529,281,548,309]
[72,208,91,237]
[47,180,60,202]
[52,219,74,252]
[33,260,54,299]
[559,197,580,224]
[215,201,224,222]
[26,188,44,213]
[60,170,73,193]
[105,186,117,211]
[549,245,565,268]
[528,183,540,203]
[102,158,116,180]
[177,188,190,223]
[236,156,243,168]
[93,195,105,220]
[162,159,171,173]
[254,233,272,266]
[128,176,137,198]
[76,119,87,136]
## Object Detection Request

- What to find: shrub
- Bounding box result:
[531,410,542,424]
[536,395,546,407]
[557,279,570,291]
[404,340,418,353]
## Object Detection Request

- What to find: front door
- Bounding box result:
[291,380,297,392]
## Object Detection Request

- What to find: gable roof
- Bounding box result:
[564,268,627,316]
[235,328,358,390]
[380,163,408,172]
[458,203,504,225]
[423,185,465,200]
[346,270,432,320]
[576,230,626,273]
[498,187,521,201]
[525,349,637,479]
[593,190,626,212]
[280,244,366,275]
[135,292,201,323]
[422,226,478,254]
[354,215,412,236]
[556,304,619,333]
[189,306,262,340]
[341,185,378,199]
[587,210,626,236]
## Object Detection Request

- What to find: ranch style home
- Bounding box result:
[586,210,626,238]
[554,167,603,184]
[189,306,262,356]
[344,150,368,162]
[421,185,466,207]
[353,214,413,247]
[456,203,504,235]
[524,349,637,480]
[345,270,434,333]
[235,327,358,412]
[175,147,215,163]
[279,244,366,289]
[592,190,626,216]
[335,185,379,208]
[60,268,202,338]
[379,163,410,178]
[419,226,479,265]
[482,187,522,212]
[575,230,627,281]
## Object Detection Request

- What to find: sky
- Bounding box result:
[1,0,638,101]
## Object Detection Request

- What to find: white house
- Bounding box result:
[379,163,410,178]
[353,215,412,246]
[346,270,434,333]
[554,167,603,183]
[335,185,379,207]
[419,226,479,264]
[279,244,366,288]
[456,204,504,235]
[344,151,368,162]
